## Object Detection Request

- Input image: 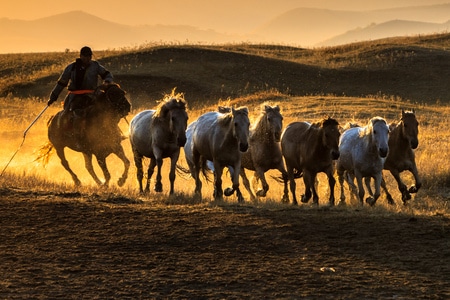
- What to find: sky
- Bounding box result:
[2,0,449,33]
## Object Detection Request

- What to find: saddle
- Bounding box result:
[59,94,93,145]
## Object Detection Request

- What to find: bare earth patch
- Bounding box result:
[0,188,448,299]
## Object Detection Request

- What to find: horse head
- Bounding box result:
[231,107,250,152]
[157,95,188,147]
[263,104,283,142]
[401,109,419,149]
[95,83,131,119]
[368,117,390,158]
[320,117,340,160]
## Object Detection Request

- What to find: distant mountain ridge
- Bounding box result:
[1,4,450,53]
[0,11,243,53]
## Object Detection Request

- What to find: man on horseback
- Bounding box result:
[47,46,114,144]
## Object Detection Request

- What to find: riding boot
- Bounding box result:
[72,111,87,149]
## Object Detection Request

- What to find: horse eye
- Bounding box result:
[373,130,377,134]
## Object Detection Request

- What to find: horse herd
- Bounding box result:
[39,87,421,207]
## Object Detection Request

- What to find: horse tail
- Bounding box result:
[34,141,54,167]
[176,163,192,179]
[271,168,303,183]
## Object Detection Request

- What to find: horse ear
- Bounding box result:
[273,105,280,112]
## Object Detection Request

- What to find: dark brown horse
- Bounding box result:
[37,84,131,186]
[281,117,340,205]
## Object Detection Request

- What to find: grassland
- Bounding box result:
[0,34,449,298]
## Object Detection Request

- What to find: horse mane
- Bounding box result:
[362,116,387,137]
[251,103,280,132]
[153,90,187,120]
[311,116,339,129]
[218,106,248,125]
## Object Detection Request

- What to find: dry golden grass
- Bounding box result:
[1,93,449,217]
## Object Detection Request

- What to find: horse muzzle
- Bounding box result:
[379,147,389,158]
[331,150,340,160]
[240,142,249,152]
[411,139,419,149]
[177,136,187,147]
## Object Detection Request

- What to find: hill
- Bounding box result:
[318,19,450,46]
[1,33,449,108]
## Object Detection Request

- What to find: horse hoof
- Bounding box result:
[338,200,346,206]
[224,187,234,196]
[408,186,419,193]
[402,192,412,201]
[154,183,163,193]
[366,197,376,206]
[117,177,126,187]
[301,195,309,203]
[281,195,290,203]
[256,190,267,197]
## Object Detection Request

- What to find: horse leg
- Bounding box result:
[114,146,130,187]
[132,150,145,193]
[82,153,103,186]
[336,167,346,205]
[154,154,164,193]
[146,158,157,193]
[232,163,245,203]
[366,173,382,206]
[277,164,290,203]
[354,171,365,205]
[192,151,202,196]
[301,171,313,204]
[168,152,180,195]
[213,162,224,201]
[287,166,298,205]
[55,147,81,186]
[408,164,422,194]
[95,155,111,187]
[389,169,411,203]
[240,169,256,201]
[325,167,336,206]
[380,176,395,205]
[254,167,269,198]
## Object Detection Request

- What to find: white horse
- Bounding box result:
[129,94,188,194]
[337,116,390,206]
[184,107,250,202]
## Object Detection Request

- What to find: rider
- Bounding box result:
[47,46,114,140]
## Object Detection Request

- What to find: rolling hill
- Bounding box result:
[1,33,449,108]
[1,4,450,53]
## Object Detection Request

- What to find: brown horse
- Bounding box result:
[365,109,421,204]
[129,93,188,194]
[281,117,340,205]
[37,84,131,186]
[239,104,289,202]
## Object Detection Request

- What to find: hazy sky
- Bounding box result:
[2,0,449,32]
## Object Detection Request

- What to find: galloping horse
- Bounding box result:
[239,104,289,202]
[38,83,131,186]
[184,107,250,202]
[364,109,421,204]
[129,92,188,194]
[337,116,390,206]
[281,117,341,205]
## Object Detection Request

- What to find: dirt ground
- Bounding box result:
[0,187,448,299]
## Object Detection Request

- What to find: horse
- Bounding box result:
[184,106,250,202]
[337,116,390,206]
[37,83,131,186]
[211,104,289,202]
[129,92,188,194]
[281,117,341,205]
[361,109,421,205]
